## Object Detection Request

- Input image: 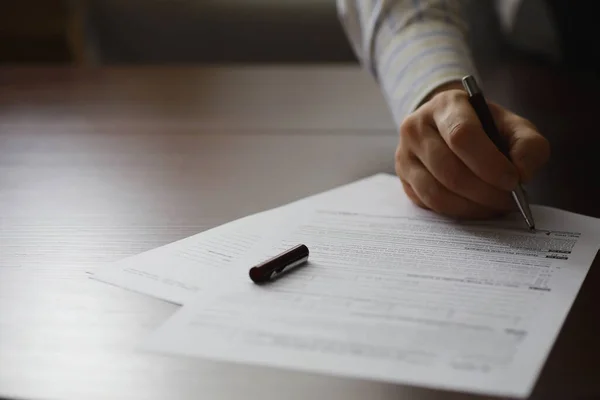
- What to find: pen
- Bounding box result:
[248,244,309,283]
[461,75,536,230]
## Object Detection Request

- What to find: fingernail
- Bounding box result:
[502,171,518,190]
[516,155,535,183]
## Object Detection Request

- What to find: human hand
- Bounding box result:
[395,82,550,219]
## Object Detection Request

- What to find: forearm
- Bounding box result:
[337,0,479,126]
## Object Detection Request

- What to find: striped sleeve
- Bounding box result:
[336,0,480,127]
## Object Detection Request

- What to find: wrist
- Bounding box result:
[422,80,464,104]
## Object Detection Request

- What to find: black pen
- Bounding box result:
[248,244,309,283]
[462,75,536,230]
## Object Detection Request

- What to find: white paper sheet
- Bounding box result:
[142,200,600,398]
[92,173,402,304]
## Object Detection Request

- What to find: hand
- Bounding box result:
[395,82,550,219]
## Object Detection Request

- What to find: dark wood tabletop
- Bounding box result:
[0,64,598,400]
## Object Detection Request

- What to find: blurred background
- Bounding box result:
[1,0,356,65]
[1,0,507,67]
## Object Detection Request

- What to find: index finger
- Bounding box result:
[428,91,519,192]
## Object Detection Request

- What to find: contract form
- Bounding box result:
[91,174,398,304]
[142,201,600,398]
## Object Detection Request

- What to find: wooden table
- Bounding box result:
[0,65,598,400]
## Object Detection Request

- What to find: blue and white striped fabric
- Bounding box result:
[336,0,478,128]
[335,0,569,129]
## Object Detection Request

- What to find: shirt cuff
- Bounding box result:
[373,19,480,127]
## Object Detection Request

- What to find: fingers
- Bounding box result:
[396,87,550,220]
[395,144,503,219]
[492,105,551,183]
[407,121,515,211]
[429,91,520,192]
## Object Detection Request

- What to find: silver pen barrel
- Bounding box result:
[512,185,535,230]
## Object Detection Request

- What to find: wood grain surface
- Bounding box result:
[0,65,598,400]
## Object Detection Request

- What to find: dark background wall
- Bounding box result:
[1,0,509,69]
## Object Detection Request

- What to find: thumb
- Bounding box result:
[503,116,551,183]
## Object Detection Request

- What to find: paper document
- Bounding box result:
[142,202,599,398]
[92,174,400,304]
[91,212,274,304]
